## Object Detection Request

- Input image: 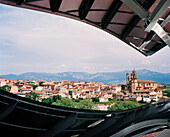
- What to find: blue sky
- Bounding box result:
[0,4,170,75]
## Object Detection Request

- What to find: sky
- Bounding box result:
[0,4,170,75]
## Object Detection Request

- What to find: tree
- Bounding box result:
[150,99,156,103]
[163,90,170,97]
[52,95,61,102]
[52,97,96,110]
[52,97,74,107]
[108,101,142,111]
[78,100,95,110]
[108,98,113,101]
[120,90,125,93]
[112,93,115,98]
[42,98,53,104]
[69,90,72,98]
[39,81,44,86]
[31,84,38,90]
[26,95,31,100]
[15,82,19,85]
[31,92,41,101]
[92,98,99,102]
[1,85,11,92]
[79,98,83,101]
[138,98,145,103]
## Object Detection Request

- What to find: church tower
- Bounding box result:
[126,72,131,91]
[131,69,138,92]
[126,73,130,85]
[131,69,137,81]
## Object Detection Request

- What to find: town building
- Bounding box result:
[126,69,162,102]
[0,78,6,87]
[127,69,158,92]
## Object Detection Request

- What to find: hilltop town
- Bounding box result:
[0,70,168,106]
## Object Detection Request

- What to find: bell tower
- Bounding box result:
[131,69,138,92]
[126,72,131,91]
[131,69,137,81]
[126,73,130,85]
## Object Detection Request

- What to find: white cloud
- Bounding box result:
[0,4,170,74]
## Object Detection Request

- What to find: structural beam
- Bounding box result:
[39,113,77,137]
[101,0,123,29]
[100,111,136,137]
[0,101,18,120]
[0,121,46,131]
[139,14,170,50]
[25,0,43,3]
[146,43,166,56]
[121,0,155,39]
[121,15,140,39]
[145,0,170,32]
[161,14,170,28]
[152,23,170,46]
[80,114,116,137]
[138,31,155,50]
[121,0,148,19]
[14,0,24,5]
[79,0,95,20]
[110,119,170,137]
[49,0,62,12]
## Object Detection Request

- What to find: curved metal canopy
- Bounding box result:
[0,89,170,137]
[0,0,169,56]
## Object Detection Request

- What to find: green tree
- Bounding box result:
[15,82,19,85]
[39,81,44,86]
[42,98,53,104]
[1,85,11,92]
[150,99,156,103]
[52,97,95,110]
[120,90,125,93]
[31,84,38,90]
[79,98,83,101]
[163,90,170,97]
[108,98,113,101]
[26,95,31,100]
[31,92,41,101]
[92,97,99,102]
[112,93,115,98]
[78,100,95,109]
[138,98,145,103]
[108,101,142,111]
[52,95,61,102]
[52,97,74,107]
[69,90,72,98]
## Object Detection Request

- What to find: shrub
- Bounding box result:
[108,101,143,111]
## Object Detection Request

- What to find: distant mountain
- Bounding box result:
[0,69,170,84]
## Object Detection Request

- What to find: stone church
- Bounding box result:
[126,69,158,92]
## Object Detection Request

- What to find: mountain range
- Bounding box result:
[0,69,170,84]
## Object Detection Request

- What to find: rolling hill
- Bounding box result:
[0,69,170,84]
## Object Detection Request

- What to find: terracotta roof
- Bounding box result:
[134,90,151,93]
[137,80,157,83]
[20,88,31,91]
[25,85,32,87]
[38,80,46,83]
[156,87,161,89]
[115,92,124,95]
